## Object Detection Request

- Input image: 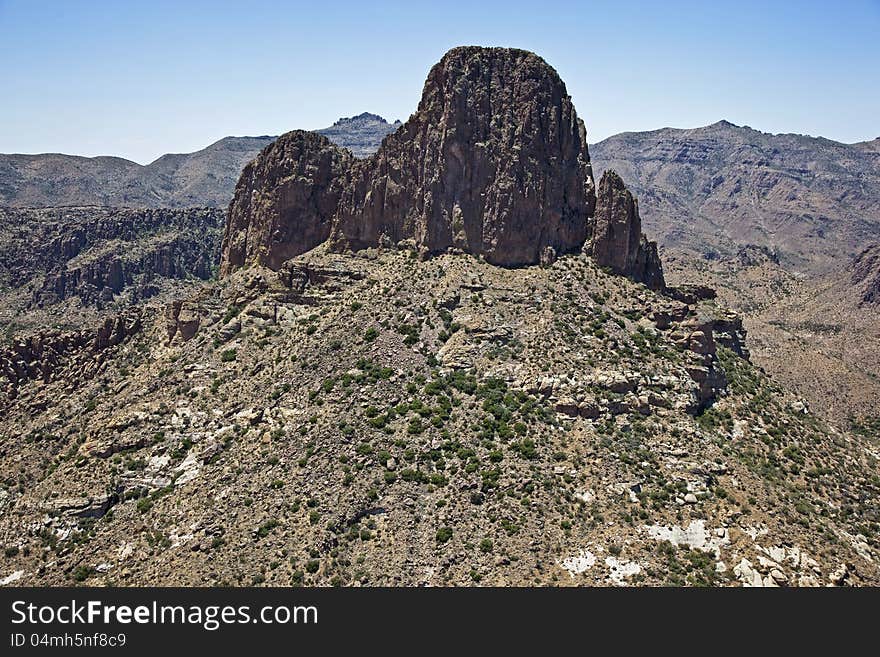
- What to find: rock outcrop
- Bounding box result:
[1,310,141,400]
[165,299,202,344]
[330,47,595,266]
[588,171,665,290]
[221,132,353,275]
[220,46,597,272]
[851,243,880,306]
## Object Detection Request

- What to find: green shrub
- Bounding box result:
[71,565,94,582]
[222,304,243,324]
[257,519,280,537]
[435,527,453,544]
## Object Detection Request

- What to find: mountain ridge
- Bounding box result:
[590,119,880,275]
[0,115,400,208]
[4,118,876,211]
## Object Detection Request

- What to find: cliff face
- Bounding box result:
[220,46,664,283]
[1,310,141,399]
[330,47,596,266]
[0,206,223,311]
[221,46,601,271]
[220,132,352,275]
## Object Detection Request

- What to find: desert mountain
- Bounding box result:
[1,47,877,588]
[0,115,400,208]
[0,137,274,209]
[316,112,403,157]
[590,120,880,274]
[3,115,878,433]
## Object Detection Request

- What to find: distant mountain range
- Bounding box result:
[590,121,880,275]
[0,113,400,209]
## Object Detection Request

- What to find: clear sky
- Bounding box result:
[1,0,878,164]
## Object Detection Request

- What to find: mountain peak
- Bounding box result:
[710,119,738,128]
[331,112,390,127]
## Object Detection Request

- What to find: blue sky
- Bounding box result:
[1,0,878,163]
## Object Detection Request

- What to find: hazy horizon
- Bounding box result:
[1,0,878,164]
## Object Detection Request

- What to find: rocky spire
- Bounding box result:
[220,46,596,272]
[329,46,596,266]
[220,131,352,276]
[589,170,665,290]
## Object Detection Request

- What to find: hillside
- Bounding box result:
[661,242,880,427]
[3,246,877,586]
[592,122,880,425]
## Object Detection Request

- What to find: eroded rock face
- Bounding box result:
[589,171,665,290]
[1,310,141,400]
[851,244,880,306]
[220,46,596,272]
[220,132,353,275]
[0,207,223,308]
[330,46,595,266]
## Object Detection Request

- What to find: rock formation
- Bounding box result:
[221,46,598,271]
[1,310,141,400]
[851,243,880,306]
[330,46,596,266]
[588,170,665,290]
[221,132,353,275]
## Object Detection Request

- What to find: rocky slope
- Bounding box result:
[0,207,224,335]
[851,244,880,306]
[661,242,880,428]
[1,246,876,587]
[0,115,400,209]
[593,122,880,427]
